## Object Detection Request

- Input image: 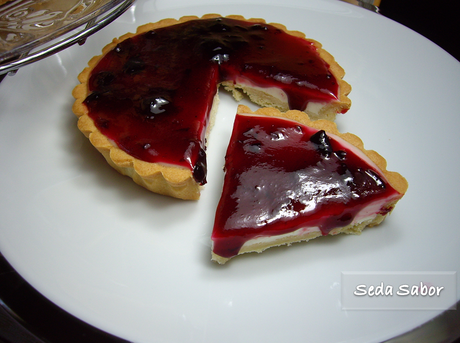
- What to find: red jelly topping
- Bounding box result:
[212,114,401,259]
[84,17,340,184]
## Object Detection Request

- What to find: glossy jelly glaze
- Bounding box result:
[84,17,339,183]
[212,114,402,259]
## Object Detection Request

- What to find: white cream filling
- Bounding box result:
[234,76,288,102]
[305,101,327,116]
[229,76,327,117]
[240,226,321,249]
[238,193,399,251]
[351,194,399,225]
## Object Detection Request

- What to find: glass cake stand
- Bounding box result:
[0,0,135,78]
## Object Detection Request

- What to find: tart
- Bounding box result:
[211,105,408,264]
[72,14,351,200]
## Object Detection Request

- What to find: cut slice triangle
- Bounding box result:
[211,105,408,264]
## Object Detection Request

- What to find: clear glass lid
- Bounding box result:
[0,0,135,75]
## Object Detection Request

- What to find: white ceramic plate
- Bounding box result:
[1,0,459,342]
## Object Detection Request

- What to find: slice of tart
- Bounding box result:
[72,14,351,200]
[211,105,408,264]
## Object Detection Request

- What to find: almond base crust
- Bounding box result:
[72,14,352,200]
[211,105,408,264]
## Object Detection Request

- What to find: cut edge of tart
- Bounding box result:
[72,14,351,200]
[210,105,408,264]
[216,15,352,121]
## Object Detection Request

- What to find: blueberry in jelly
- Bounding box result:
[211,54,230,64]
[334,150,347,160]
[149,97,170,114]
[92,71,115,88]
[310,130,333,157]
[193,148,207,184]
[124,57,145,75]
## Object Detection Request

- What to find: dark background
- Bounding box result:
[379,0,460,62]
[1,1,460,342]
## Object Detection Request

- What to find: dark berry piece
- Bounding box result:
[124,57,145,75]
[310,130,333,157]
[193,148,207,185]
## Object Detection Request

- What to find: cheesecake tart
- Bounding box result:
[211,105,408,264]
[72,14,351,200]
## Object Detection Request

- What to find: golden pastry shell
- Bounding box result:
[72,14,352,200]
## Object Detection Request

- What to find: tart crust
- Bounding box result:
[211,105,408,264]
[72,14,351,200]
